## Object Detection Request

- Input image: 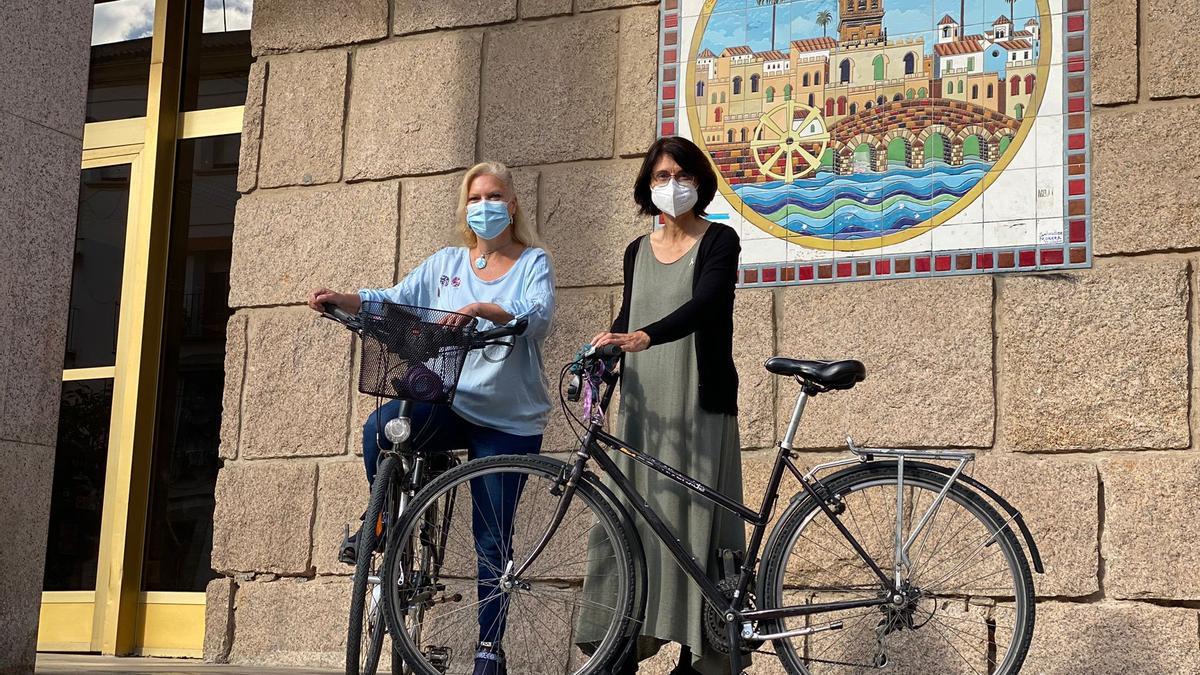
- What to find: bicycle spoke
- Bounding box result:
[763,472,1031,675]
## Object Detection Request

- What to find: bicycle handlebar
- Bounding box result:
[472,317,529,345]
[590,344,623,359]
[321,303,361,330]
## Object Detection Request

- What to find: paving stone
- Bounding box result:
[733,290,775,449]
[1146,0,1200,99]
[393,0,516,35]
[227,577,351,668]
[519,0,573,19]
[616,6,660,156]
[481,16,619,166]
[210,461,317,575]
[1101,455,1200,599]
[311,460,369,575]
[1089,0,1138,105]
[1024,601,1200,673]
[203,577,235,663]
[777,275,993,449]
[218,313,248,460]
[973,456,1099,597]
[345,32,482,179]
[236,60,267,193]
[998,258,1189,450]
[1093,103,1200,253]
[250,0,388,55]
[541,289,614,452]
[228,181,399,308]
[540,160,652,287]
[238,309,353,459]
[257,50,347,188]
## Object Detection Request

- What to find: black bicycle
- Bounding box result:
[381,346,1040,674]
[322,301,527,675]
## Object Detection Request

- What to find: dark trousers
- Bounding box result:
[363,401,542,644]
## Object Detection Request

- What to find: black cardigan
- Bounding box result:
[611,223,741,415]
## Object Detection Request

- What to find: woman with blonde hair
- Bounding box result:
[308,162,555,675]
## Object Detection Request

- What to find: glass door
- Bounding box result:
[38,153,143,652]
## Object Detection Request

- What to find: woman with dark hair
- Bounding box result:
[586,136,745,674]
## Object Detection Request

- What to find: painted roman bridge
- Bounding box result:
[707,98,1023,184]
[829,99,1022,174]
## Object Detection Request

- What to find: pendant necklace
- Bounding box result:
[474,248,496,270]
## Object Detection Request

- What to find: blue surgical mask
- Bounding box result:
[466,200,512,240]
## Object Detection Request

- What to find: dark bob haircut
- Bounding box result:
[633,136,719,218]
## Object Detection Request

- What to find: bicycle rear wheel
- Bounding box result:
[758,463,1035,674]
[383,454,637,675]
[348,455,400,675]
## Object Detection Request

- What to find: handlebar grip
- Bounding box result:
[594,344,623,359]
[474,317,529,343]
[322,303,357,324]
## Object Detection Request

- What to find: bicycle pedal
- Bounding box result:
[424,646,451,673]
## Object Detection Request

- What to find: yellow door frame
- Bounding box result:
[39,0,244,658]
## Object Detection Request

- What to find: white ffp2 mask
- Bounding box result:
[650,179,699,217]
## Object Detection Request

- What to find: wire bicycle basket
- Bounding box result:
[355,301,475,404]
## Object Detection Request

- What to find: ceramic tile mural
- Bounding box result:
[658,0,1092,285]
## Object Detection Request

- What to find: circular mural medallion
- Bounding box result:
[686,0,1052,251]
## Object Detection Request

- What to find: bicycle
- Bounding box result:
[321,301,528,675]
[382,346,1042,674]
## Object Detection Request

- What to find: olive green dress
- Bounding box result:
[578,235,746,674]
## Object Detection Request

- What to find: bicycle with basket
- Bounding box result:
[322,300,526,675]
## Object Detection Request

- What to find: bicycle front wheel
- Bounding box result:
[383,454,637,675]
[348,455,400,675]
[758,463,1035,674]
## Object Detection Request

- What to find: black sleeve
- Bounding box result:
[610,237,642,333]
[639,225,740,346]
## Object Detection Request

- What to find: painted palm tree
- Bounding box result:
[816,9,833,38]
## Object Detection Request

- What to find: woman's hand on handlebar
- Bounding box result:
[590,330,650,353]
[307,288,361,315]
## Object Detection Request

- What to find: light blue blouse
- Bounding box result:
[358,246,555,437]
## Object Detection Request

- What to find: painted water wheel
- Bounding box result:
[751,100,830,183]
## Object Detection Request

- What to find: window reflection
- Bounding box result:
[180,0,254,111]
[65,164,130,370]
[141,135,239,592]
[88,0,154,122]
[44,379,114,591]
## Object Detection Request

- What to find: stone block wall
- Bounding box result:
[212,0,1200,670]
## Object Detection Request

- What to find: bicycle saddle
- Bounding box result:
[764,357,866,391]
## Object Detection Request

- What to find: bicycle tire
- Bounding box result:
[758,463,1035,675]
[347,455,400,675]
[382,454,638,675]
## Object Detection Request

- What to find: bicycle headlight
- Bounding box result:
[384,416,412,444]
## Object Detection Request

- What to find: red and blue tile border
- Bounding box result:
[655,0,1094,287]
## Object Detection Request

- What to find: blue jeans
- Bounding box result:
[363,401,542,644]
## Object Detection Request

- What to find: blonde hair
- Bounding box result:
[456,162,543,250]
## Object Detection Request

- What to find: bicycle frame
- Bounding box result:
[515,368,979,665]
